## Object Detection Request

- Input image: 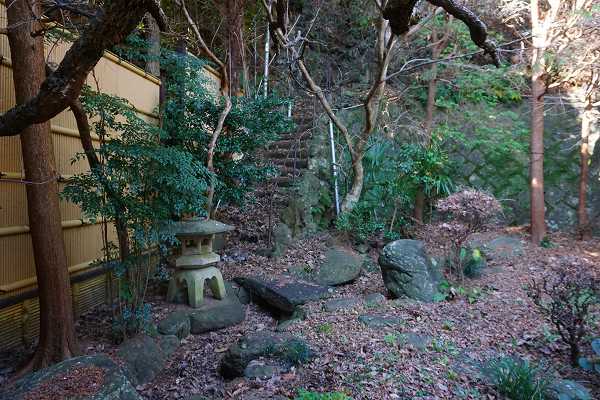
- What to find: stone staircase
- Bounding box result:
[265,113,314,187]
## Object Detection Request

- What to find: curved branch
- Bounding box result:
[0,0,167,137]
[383,0,500,66]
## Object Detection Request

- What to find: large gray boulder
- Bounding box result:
[235,275,332,314]
[1,355,141,400]
[378,240,441,302]
[314,248,362,286]
[117,333,179,386]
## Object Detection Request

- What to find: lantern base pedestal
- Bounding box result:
[166,266,227,308]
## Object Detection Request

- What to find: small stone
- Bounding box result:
[356,244,370,254]
[546,379,591,400]
[243,360,284,379]
[358,314,403,328]
[189,296,245,334]
[402,332,432,351]
[364,293,386,306]
[314,248,362,286]
[324,297,362,312]
[157,310,191,339]
[225,280,251,304]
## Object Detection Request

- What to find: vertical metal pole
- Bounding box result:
[329,120,341,216]
[263,1,271,99]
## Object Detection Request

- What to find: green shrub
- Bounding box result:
[482,357,550,400]
[295,390,351,400]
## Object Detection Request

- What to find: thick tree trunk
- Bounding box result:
[577,103,593,240]
[144,13,161,77]
[530,0,547,245]
[7,0,78,373]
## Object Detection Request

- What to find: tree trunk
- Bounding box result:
[7,0,78,373]
[341,157,364,212]
[144,13,161,77]
[224,0,247,95]
[530,0,547,245]
[577,103,593,240]
[414,62,439,222]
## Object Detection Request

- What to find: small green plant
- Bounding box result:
[295,390,351,400]
[482,357,550,400]
[384,333,398,346]
[540,236,555,248]
[317,323,333,335]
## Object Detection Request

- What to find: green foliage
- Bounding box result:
[295,390,351,400]
[317,323,333,335]
[336,135,454,242]
[160,49,292,206]
[335,202,386,242]
[396,136,455,199]
[63,87,209,339]
[482,357,551,400]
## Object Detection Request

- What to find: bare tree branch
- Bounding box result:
[384,0,500,66]
[177,0,233,216]
[0,0,168,137]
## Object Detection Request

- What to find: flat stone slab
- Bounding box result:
[358,314,403,328]
[1,354,142,400]
[235,275,332,314]
[324,297,362,312]
[189,296,246,334]
[364,293,386,306]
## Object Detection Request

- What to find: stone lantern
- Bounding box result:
[166,218,234,307]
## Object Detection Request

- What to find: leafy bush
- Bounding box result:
[295,390,351,400]
[432,189,501,279]
[63,88,208,340]
[335,202,386,242]
[160,50,292,206]
[526,258,600,366]
[482,357,551,400]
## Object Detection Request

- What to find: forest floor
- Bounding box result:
[1,188,600,400]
